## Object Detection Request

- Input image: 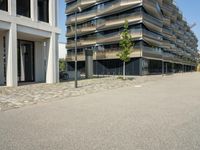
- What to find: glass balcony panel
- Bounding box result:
[67,9,96,24]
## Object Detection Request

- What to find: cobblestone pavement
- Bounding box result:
[0,75,164,111]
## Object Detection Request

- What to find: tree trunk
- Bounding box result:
[123,61,126,80]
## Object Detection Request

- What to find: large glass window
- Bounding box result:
[38,0,49,23]
[0,0,8,11]
[17,0,30,17]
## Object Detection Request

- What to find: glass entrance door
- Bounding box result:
[18,40,35,82]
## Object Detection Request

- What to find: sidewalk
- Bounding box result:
[0,75,165,111]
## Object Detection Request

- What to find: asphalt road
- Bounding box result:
[0,73,200,150]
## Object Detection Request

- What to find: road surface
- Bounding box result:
[0,73,200,150]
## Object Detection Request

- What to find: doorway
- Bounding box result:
[18,40,35,82]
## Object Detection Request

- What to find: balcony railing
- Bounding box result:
[66,28,163,49]
[66,0,98,14]
[97,11,142,30]
[66,46,143,61]
[143,0,162,19]
[66,38,96,49]
[97,0,142,16]
[97,29,142,44]
[96,11,162,31]
[67,9,96,25]
[66,51,85,61]
[143,12,162,27]
[67,0,142,24]
[67,25,96,37]
[95,46,142,60]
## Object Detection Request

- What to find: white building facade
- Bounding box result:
[59,43,67,59]
[0,0,60,87]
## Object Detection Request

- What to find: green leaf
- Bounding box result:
[117,19,134,63]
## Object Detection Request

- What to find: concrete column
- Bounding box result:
[0,34,5,85]
[85,50,93,79]
[6,23,18,87]
[46,33,59,84]
[49,0,57,26]
[20,46,25,81]
[31,0,38,22]
[8,0,16,16]
[56,38,59,83]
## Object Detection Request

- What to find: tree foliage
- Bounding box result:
[117,20,133,62]
[59,59,66,72]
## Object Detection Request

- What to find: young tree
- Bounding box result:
[59,59,66,72]
[117,20,133,80]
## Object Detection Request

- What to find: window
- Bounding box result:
[17,0,30,17]
[0,0,8,11]
[38,0,49,23]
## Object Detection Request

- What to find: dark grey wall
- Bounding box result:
[94,58,141,76]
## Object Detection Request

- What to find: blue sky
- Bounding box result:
[58,0,200,49]
[58,1,66,43]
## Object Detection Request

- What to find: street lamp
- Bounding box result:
[74,6,82,88]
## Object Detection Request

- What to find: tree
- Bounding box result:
[59,59,66,72]
[117,20,133,80]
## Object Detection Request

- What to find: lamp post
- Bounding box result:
[74,6,82,88]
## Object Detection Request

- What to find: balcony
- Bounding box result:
[67,25,96,37]
[66,28,164,49]
[176,39,184,47]
[162,28,173,39]
[141,46,162,59]
[143,0,162,19]
[142,12,163,33]
[66,0,76,4]
[94,47,142,60]
[163,53,175,62]
[160,3,173,17]
[97,0,142,17]
[142,29,163,47]
[66,9,96,25]
[66,0,98,14]
[96,11,163,34]
[97,29,143,44]
[66,46,142,61]
[162,40,174,50]
[66,0,142,25]
[66,38,96,49]
[97,12,142,31]
[66,52,85,61]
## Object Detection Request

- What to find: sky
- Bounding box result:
[58,0,200,49]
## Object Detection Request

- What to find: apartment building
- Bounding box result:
[0,0,60,86]
[66,0,199,76]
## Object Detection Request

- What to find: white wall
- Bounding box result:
[59,43,66,59]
